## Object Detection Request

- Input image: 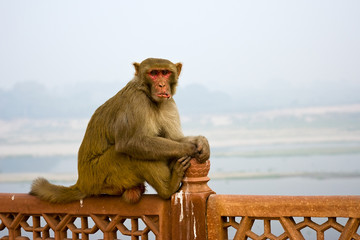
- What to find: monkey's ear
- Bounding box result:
[175,63,182,77]
[133,62,140,76]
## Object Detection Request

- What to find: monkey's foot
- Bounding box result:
[174,156,192,177]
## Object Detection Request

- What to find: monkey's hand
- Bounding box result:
[194,136,210,163]
[183,136,210,163]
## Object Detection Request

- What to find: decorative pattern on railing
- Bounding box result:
[221,216,360,240]
[207,195,360,240]
[0,213,160,239]
[0,194,170,240]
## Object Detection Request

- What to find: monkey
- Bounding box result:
[30,58,210,204]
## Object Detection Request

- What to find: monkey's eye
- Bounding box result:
[150,70,159,76]
[161,70,169,75]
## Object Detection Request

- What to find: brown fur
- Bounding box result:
[30,58,210,203]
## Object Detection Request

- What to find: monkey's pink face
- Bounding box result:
[148,69,173,101]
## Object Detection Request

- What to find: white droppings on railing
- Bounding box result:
[191,202,197,239]
[174,190,184,222]
[80,199,84,208]
[193,219,197,239]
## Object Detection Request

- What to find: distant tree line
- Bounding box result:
[1,80,360,119]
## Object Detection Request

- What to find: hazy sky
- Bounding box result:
[1,0,359,96]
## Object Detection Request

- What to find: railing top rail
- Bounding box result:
[0,193,170,216]
[208,194,360,218]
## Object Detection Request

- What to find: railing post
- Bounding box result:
[171,158,215,240]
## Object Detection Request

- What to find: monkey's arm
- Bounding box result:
[115,135,196,161]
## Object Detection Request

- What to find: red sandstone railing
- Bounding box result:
[207,195,360,240]
[0,194,170,239]
[1,158,360,239]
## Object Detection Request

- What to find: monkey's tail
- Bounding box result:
[29,177,86,204]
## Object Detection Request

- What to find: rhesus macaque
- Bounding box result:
[30,58,210,204]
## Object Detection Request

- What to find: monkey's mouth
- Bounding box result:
[157,93,171,99]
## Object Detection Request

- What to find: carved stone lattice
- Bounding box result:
[0,213,160,239]
[221,216,360,240]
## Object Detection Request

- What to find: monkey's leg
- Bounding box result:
[77,147,142,197]
[141,157,191,199]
